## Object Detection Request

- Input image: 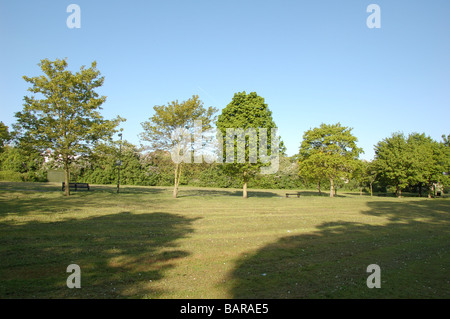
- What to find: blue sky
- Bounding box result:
[1,0,449,159]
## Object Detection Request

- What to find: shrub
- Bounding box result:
[0,170,23,182]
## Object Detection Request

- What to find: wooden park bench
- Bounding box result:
[62,182,90,191]
[286,192,301,198]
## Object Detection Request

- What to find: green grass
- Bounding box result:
[0,181,449,299]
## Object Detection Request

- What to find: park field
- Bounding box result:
[0,181,449,299]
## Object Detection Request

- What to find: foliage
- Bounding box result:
[140,95,218,198]
[13,58,123,195]
[216,91,280,198]
[373,132,449,197]
[0,145,46,182]
[406,133,448,197]
[373,133,410,197]
[0,122,11,152]
[0,170,22,182]
[298,123,362,197]
[352,160,378,195]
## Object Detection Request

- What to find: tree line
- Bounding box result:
[1,58,449,198]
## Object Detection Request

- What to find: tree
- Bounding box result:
[298,151,328,194]
[373,132,449,198]
[0,122,11,152]
[442,134,450,147]
[406,133,448,198]
[140,95,217,198]
[13,58,123,195]
[216,91,280,199]
[298,123,362,197]
[352,160,377,196]
[373,133,410,197]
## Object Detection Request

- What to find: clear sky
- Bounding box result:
[1,0,449,159]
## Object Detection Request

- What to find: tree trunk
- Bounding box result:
[243,171,248,199]
[370,182,373,197]
[398,188,402,198]
[64,156,70,196]
[360,187,363,196]
[330,178,334,198]
[318,181,321,194]
[418,183,422,197]
[173,163,181,198]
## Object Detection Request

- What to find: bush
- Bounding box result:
[21,171,47,182]
[0,170,23,182]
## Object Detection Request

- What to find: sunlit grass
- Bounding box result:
[0,182,449,298]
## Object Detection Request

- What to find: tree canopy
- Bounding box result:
[216,91,280,198]
[13,58,123,195]
[298,123,362,197]
[140,95,218,198]
[373,132,449,197]
[0,122,11,152]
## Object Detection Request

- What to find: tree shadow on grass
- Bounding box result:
[177,189,280,198]
[0,181,168,195]
[0,211,200,298]
[86,185,168,195]
[227,199,450,298]
[0,187,169,217]
[297,191,346,198]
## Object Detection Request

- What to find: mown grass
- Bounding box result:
[0,181,449,298]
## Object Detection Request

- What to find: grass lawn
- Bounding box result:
[0,181,449,299]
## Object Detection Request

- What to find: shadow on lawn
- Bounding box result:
[0,188,169,217]
[0,211,199,298]
[0,181,168,195]
[227,199,450,298]
[298,191,346,198]
[177,189,280,198]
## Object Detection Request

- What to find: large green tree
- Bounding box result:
[372,133,410,197]
[298,123,362,197]
[14,58,123,195]
[216,91,280,199]
[373,132,449,197]
[406,133,448,197]
[140,95,217,198]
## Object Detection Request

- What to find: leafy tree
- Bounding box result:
[298,151,328,194]
[407,133,448,197]
[0,122,10,152]
[442,134,450,147]
[298,123,362,197]
[352,160,377,196]
[373,133,410,197]
[373,132,449,198]
[13,58,123,195]
[216,91,280,198]
[140,95,217,198]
